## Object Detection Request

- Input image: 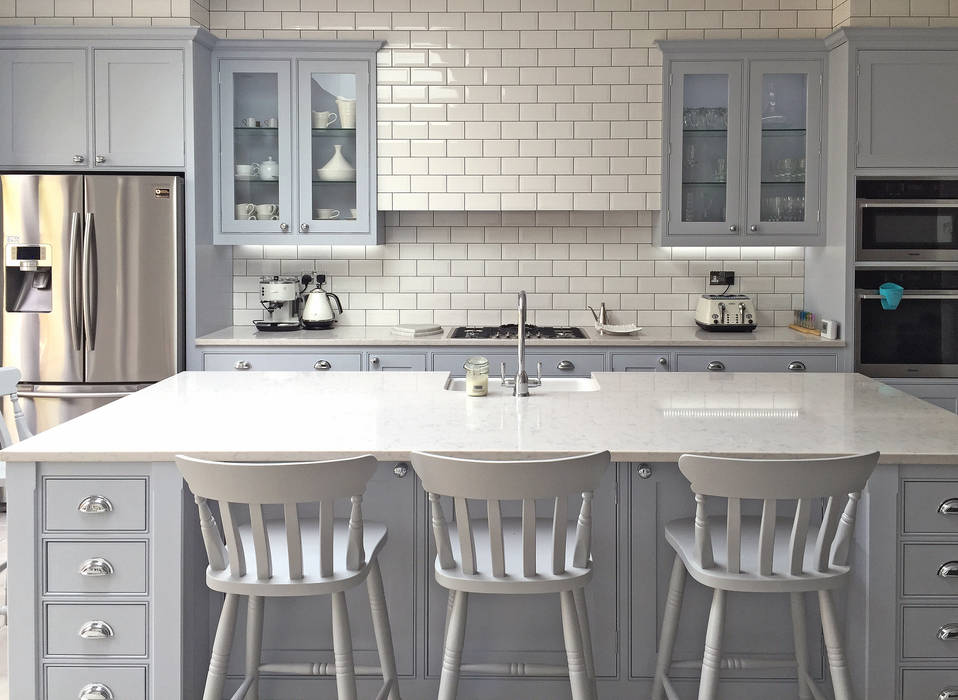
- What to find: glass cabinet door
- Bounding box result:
[219,59,293,235]
[298,60,370,239]
[667,62,743,237]
[746,60,823,237]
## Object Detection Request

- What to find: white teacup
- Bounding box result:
[315,208,340,220]
[235,203,255,219]
[262,117,278,128]
[312,111,338,129]
[235,163,260,178]
[256,203,278,218]
[336,97,357,129]
[349,208,357,219]
[239,117,258,127]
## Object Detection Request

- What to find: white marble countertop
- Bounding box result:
[4,371,954,464]
[195,325,845,348]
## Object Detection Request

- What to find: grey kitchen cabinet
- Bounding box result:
[213,42,383,245]
[674,351,838,372]
[659,42,825,246]
[367,352,427,372]
[880,379,958,414]
[92,49,184,168]
[0,49,88,168]
[202,351,362,371]
[610,352,670,372]
[432,350,605,377]
[857,51,958,169]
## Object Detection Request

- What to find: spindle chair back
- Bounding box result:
[0,366,31,448]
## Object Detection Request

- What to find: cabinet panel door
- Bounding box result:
[858,51,958,169]
[367,352,427,371]
[93,50,184,168]
[666,61,744,238]
[0,50,87,167]
[298,59,375,242]
[218,59,295,236]
[745,60,823,239]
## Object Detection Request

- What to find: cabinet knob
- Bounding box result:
[78,620,114,639]
[787,361,807,372]
[234,360,251,371]
[371,356,380,367]
[73,154,85,164]
[940,499,958,515]
[79,683,115,700]
[279,222,289,232]
[636,463,653,479]
[729,225,737,232]
[657,356,668,366]
[77,495,113,514]
[706,360,726,372]
[314,359,331,371]
[750,225,759,232]
[95,155,106,164]
[940,688,958,700]
[300,223,309,233]
[556,359,575,371]
[393,462,409,478]
[79,558,114,577]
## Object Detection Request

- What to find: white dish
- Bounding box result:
[595,323,642,335]
[234,175,257,181]
[315,170,354,182]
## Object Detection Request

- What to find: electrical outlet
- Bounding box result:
[709,270,734,286]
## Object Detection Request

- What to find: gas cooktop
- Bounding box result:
[450,325,588,340]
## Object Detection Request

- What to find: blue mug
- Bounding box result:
[879,282,904,310]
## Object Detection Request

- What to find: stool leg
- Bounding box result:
[572,587,597,693]
[819,589,854,700]
[204,593,239,700]
[366,558,400,700]
[653,555,687,700]
[331,591,358,700]
[245,595,264,700]
[791,592,812,700]
[560,589,594,700]
[438,590,468,700]
[697,588,726,700]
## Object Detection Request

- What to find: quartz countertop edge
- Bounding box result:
[196,325,845,347]
[4,371,954,465]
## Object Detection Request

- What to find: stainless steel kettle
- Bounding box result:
[301,276,342,329]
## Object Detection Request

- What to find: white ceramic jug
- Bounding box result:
[258,156,279,180]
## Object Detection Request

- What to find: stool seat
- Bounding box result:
[665,515,849,593]
[207,519,388,596]
[441,517,592,594]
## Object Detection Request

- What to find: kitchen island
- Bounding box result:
[4,371,958,700]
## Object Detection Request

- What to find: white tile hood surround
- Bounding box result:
[4,371,956,464]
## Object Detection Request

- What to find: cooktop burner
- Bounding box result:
[450,325,587,340]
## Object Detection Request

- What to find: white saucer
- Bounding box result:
[595,323,643,335]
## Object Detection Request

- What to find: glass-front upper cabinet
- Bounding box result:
[667,62,743,238]
[746,61,823,238]
[218,59,294,236]
[297,60,371,238]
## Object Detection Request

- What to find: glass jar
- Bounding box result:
[463,356,489,397]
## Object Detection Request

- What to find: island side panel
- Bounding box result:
[7,461,38,699]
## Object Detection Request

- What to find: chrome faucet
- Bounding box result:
[501,290,541,397]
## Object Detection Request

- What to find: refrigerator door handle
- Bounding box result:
[82,212,97,351]
[16,389,136,399]
[68,212,82,352]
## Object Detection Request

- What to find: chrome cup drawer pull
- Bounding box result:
[787,360,807,371]
[78,620,114,639]
[314,360,331,371]
[941,499,958,515]
[79,558,114,577]
[556,360,575,371]
[707,360,726,372]
[77,495,113,514]
[78,683,114,700]
[234,360,251,371]
[940,688,958,700]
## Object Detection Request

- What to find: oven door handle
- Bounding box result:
[858,293,958,300]
[857,199,958,208]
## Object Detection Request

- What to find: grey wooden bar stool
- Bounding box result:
[176,454,401,700]
[652,452,879,700]
[411,450,610,700]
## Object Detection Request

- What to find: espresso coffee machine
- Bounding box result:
[255,275,303,332]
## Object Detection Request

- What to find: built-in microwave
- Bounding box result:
[855,270,958,377]
[856,179,958,261]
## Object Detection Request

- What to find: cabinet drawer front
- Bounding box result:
[611,353,669,372]
[903,481,958,535]
[44,479,147,533]
[203,352,362,372]
[674,353,837,372]
[46,541,147,595]
[901,668,958,699]
[902,606,958,659]
[367,352,427,372]
[46,665,146,700]
[433,352,603,377]
[46,603,148,657]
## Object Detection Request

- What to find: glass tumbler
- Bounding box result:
[463,356,490,397]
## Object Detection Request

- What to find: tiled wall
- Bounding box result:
[231,211,805,327]
[834,0,958,27]
[0,0,209,26]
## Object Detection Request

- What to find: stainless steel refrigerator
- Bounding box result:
[0,174,184,433]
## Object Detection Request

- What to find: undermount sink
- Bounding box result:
[444,376,600,394]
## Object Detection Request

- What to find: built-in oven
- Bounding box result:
[856,179,958,261]
[855,269,958,377]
